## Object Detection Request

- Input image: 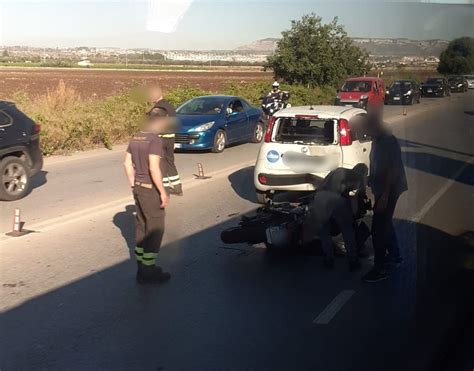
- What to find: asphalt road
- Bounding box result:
[1,93,473,371]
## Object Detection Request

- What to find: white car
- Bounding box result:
[464,75,474,89]
[254,105,372,203]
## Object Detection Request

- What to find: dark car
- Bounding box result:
[448,76,468,93]
[175,95,265,153]
[385,80,421,105]
[420,77,450,97]
[0,101,43,201]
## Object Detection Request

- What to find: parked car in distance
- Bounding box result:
[385,80,421,105]
[420,77,450,97]
[464,75,474,89]
[335,77,385,112]
[175,95,265,153]
[448,76,468,93]
[0,101,43,201]
[254,105,371,203]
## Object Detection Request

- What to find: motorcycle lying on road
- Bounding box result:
[221,190,372,253]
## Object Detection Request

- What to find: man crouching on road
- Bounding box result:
[123,111,171,285]
[303,164,369,272]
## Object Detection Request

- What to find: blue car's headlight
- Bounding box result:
[188,121,215,132]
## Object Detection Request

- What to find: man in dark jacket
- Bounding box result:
[303,164,369,272]
[363,121,408,283]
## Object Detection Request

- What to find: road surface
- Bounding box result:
[1,93,473,371]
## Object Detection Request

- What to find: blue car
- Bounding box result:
[175,95,265,153]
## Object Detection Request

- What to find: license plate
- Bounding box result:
[393,97,400,100]
[427,89,432,93]
[174,143,182,149]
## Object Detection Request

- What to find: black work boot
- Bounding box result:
[136,261,145,283]
[137,265,171,285]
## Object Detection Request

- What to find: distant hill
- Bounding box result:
[352,38,449,57]
[235,38,279,53]
[236,37,449,57]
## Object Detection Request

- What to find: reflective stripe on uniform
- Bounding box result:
[142,259,156,266]
[163,176,181,187]
[135,247,144,262]
[142,252,158,266]
[142,252,158,260]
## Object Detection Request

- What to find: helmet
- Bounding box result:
[272,81,280,88]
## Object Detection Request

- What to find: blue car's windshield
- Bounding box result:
[177,97,227,115]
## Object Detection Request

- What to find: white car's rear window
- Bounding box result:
[275,117,335,145]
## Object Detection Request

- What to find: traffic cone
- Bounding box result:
[194,163,211,180]
[6,208,29,237]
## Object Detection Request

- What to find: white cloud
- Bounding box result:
[147,0,194,33]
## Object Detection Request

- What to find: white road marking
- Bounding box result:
[313,290,355,325]
[0,160,255,240]
[410,156,474,223]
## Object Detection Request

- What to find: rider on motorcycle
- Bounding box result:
[261,81,290,117]
[267,81,283,98]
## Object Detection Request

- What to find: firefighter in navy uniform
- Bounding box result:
[123,112,171,284]
[148,86,183,196]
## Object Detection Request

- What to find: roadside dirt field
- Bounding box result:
[0,67,273,100]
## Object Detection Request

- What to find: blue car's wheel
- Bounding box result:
[252,122,265,143]
[212,130,226,153]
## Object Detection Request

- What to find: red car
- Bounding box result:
[335,77,385,112]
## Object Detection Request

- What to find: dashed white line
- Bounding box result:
[313,290,355,325]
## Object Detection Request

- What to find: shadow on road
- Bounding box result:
[112,204,136,259]
[398,139,474,186]
[29,170,48,193]
[403,152,473,186]
[1,209,473,370]
[227,166,257,203]
[399,138,474,158]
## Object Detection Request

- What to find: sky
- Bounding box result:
[0,0,473,50]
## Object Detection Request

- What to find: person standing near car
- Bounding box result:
[148,86,183,196]
[123,111,171,284]
[362,118,408,283]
